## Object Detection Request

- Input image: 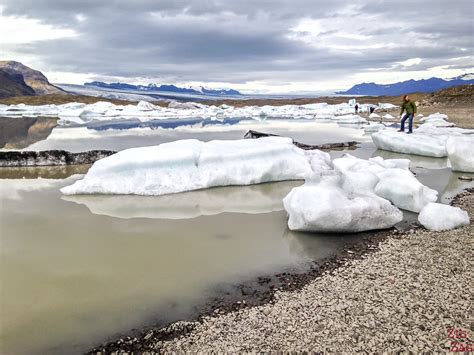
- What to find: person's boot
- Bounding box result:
[406,131,413,134]
[397,129,404,132]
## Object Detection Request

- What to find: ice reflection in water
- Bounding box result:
[62,181,302,220]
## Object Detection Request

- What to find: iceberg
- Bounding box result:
[447,135,474,172]
[364,123,385,133]
[0,100,393,124]
[332,154,436,212]
[283,174,403,232]
[372,130,448,157]
[61,137,314,196]
[374,168,438,212]
[418,203,470,231]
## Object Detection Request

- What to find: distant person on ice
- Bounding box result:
[398,95,417,134]
[354,104,359,114]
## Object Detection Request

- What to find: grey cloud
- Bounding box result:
[2,0,473,87]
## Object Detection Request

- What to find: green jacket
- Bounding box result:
[400,100,417,115]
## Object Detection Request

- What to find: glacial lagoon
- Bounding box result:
[1,117,473,354]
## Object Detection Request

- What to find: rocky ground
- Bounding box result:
[154,190,472,353]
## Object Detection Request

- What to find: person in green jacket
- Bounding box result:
[398,95,417,134]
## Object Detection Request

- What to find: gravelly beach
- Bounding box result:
[153,190,473,353]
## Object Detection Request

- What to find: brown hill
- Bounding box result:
[0,61,65,95]
[420,84,474,107]
[0,69,36,98]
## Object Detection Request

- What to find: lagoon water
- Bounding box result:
[1,117,473,354]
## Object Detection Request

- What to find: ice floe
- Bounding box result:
[447,135,474,173]
[283,174,403,232]
[372,112,474,172]
[372,130,448,158]
[418,203,470,231]
[0,100,391,125]
[61,137,314,196]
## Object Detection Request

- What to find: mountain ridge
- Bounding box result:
[84,81,241,96]
[0,61,65,95]
[337,74,474,96]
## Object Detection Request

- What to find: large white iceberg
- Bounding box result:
[61,137,314,196]
[372,130,448,157]
[283,174,403,232]
[447,135,474,173]
[418,203,470,231]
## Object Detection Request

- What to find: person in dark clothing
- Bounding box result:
[369,106,375,114]
[355,104,359,114]
[398,95,417,134]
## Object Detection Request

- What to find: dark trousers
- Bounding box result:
[400,113,414,132]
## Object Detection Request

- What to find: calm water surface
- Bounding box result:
[1,118,473,354]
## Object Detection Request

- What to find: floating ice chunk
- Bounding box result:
[418,203,469,231]
[447,135,474,172]
[283,175,403,232]
[332,114,367,123]
[333,154,435,212]
[305,149,333,174]
[61,137,313,196]
[368,156,410,170]
[372,130,448,157]
[136,100,156,111]
[420,112,448,122]
[364,123,385,133]
[374,168,438,212]
[378,103,398,110]
[168,101,202,109]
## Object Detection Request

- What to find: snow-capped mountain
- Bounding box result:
[84,81,241,96]
[337,73,474,96]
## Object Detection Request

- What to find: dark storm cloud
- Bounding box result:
[2,0,473,86]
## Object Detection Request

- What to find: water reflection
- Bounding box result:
[0,117,57,149]
[373,149,448,169]
[25,120,368,152]
[0,178,312,355]
[0,164,89,179]
[62,181,302,220]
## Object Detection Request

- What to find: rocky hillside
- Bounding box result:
[0,69,36,98]
[0,61,65,95]
[420,84,474,107]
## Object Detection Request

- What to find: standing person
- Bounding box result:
[355,104,359,114]
[398,95,417,134]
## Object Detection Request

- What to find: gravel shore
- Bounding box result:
[157,190,473,353]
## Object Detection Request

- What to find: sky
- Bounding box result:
[0,0,473,94]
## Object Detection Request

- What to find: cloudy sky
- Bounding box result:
[1,0,472,93]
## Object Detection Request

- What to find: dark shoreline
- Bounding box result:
[89,224,418,354]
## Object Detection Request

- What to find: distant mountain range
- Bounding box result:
[84,81,242,96]
[337,73,474,96]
